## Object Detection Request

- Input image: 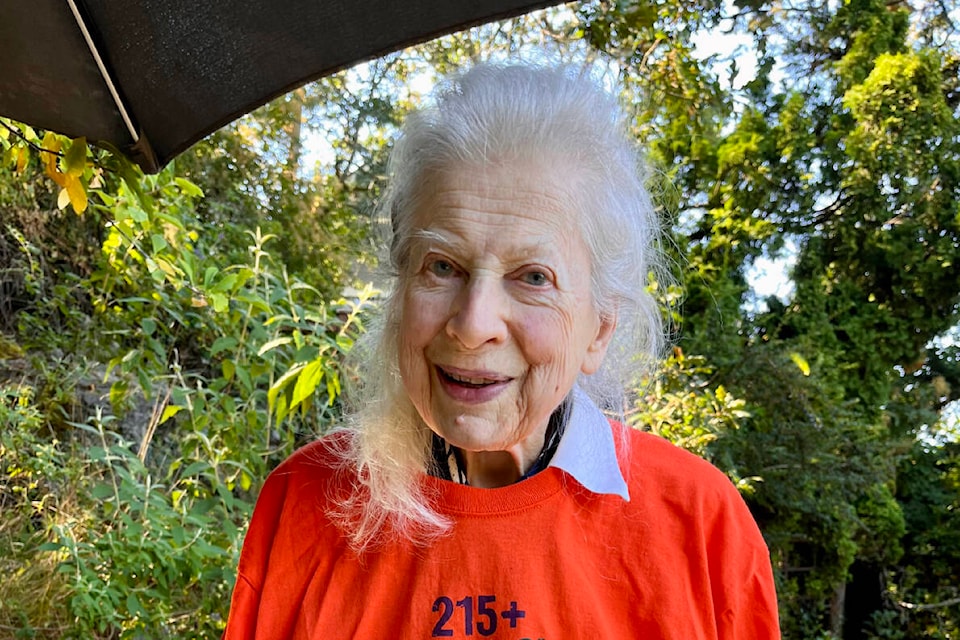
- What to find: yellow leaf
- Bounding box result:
[15,146,28,173]
[42,131,59,151]
[64,174,88,214]
[789,352,811,376]
[153,257,180,279]
[57,188,71,210]
[159,405,183,424]
[162,222,179,246]
[42,133,66,187]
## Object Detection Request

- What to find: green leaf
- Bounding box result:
[180,460,212,477]
[268,363,306,413]
[125,592,145,618]
[290,359,325,409]
[233,293,272,313]
[211,336,239,356]
[140,317,157,336]
[151,233,168,253]
[174,176,205,198]
[211,273,239,293]
[106,145,154,214]
[154,210,187,230]
[91,483,115,500]
[63,137,87,176]
[273,393,290,424]
[222,358,236,381]
[210,292,229,313]
[109,381,128,408]
[325,371,341,404]
[235,365,252,392]
[96,190,116,206]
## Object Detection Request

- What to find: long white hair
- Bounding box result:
[328,62,667,552]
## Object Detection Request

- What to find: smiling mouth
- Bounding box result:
[437,367,509,388]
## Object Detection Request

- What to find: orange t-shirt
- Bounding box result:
[224,426,780,639]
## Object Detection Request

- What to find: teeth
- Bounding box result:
[450,373,493,385]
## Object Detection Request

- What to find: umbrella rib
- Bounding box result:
[66,0,140,143]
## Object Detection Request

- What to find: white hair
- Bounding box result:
[328,62,667,552]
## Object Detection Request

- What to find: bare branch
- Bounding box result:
[898,595,960,612]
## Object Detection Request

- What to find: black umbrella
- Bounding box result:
[1,0,559,173]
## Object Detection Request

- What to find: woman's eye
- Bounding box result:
[520,270,550,286]
[427,259,456,277]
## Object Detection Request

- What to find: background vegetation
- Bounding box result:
[1,0,958,637]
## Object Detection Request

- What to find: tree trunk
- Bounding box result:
[831,582,846,638]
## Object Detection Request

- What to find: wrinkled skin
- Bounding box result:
[397,159,616,487]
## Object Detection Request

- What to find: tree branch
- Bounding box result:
[898,595,960,612]
[0,119,64,160]
[934,0,958,34]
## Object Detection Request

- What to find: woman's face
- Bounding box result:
[396,160,616,471]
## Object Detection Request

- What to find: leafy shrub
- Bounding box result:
[0,384,81,638]
[0,134,367,638]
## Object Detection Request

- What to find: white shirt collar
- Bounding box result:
[549,386,630,501]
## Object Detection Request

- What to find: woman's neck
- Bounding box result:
[460,446,538,488]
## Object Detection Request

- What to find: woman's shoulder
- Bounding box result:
[242,431,357,546]
[616,426,770,557]
[619,425,745,505]
[259,430,355,496]
[277,429,351,467]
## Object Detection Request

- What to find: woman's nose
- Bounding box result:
[445,276,508,349]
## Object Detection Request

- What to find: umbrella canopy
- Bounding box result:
[1,0,559,173]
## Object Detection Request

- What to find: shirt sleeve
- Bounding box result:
[222,467,290,640]
[222,573,261,640]
[709,482,781,639]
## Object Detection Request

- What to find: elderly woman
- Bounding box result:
[224,63,780,639]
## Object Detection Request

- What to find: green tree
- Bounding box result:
[577,0,960,635]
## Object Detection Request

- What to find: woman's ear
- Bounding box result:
[581,312,617,375]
